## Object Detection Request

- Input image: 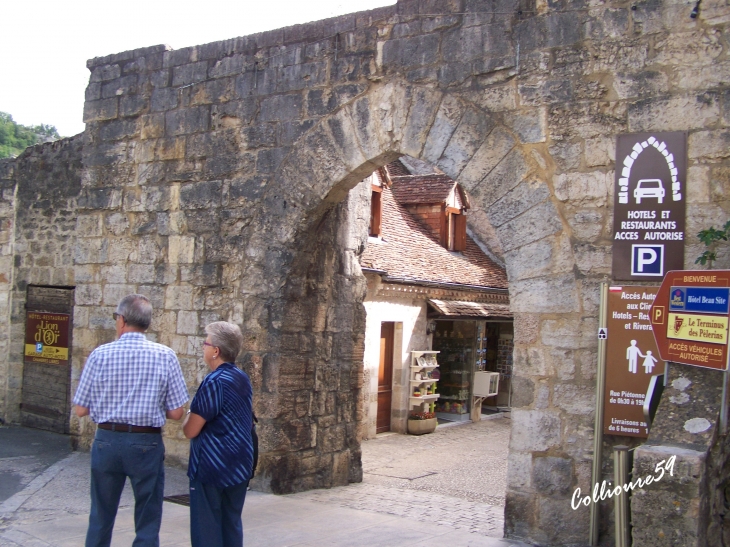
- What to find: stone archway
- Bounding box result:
[251,79,591,544]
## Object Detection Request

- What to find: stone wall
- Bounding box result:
[0,158,17,423]
[631,363,726,547]
[0,136,83,425]
[0,0,729,544]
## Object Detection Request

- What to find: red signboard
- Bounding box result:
[24,312,71,365]
[650,270,730,370]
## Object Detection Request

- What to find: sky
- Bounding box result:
[1,0,395,137]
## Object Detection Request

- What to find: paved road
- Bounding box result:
[0,416,529,547]
[0,427,71,504]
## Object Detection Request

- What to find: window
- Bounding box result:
[370,186,382,237]
[445,209,466,251]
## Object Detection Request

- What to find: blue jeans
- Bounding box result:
[189,478,249,547]
[86,429,165,547]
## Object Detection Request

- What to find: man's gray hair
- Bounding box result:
[205,322,244,363]
[116,294,153,330]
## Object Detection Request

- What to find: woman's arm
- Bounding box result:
[183,412,207,439]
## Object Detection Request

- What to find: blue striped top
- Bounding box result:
[188,363,254,488]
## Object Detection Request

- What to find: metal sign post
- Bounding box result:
[590,282,609,546]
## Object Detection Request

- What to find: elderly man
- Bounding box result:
[73,294,188,547]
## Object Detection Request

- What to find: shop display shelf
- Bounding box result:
[409,394,439,400]
[409,379,438,384]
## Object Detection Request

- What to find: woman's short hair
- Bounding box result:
[116,294,153,330]
[205,322,244,362]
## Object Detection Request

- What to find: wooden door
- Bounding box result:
[377,322,395,433]
[21,286,75,434]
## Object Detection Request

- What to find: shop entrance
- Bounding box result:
[432,319,513,423]
[376,322,395,433]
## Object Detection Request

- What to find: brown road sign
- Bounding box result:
[650,270,730,370]
[603,286,662,438]
[612,132,687,281]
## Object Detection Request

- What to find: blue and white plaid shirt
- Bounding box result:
[73,333,189,427]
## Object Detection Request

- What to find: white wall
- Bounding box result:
[362,273,430,438]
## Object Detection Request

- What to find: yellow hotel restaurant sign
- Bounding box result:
[667,313,729,344]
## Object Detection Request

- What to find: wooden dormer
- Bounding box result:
[388,170,470,252]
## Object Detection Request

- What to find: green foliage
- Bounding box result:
[695,220,730,268]
[0,112,61,159]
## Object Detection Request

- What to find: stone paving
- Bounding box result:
[301,415,511,536]
[0,417,520,546]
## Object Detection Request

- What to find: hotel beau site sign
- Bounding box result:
[612,132,687,281]
[650,271,730,371]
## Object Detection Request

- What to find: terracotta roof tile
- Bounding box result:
[385,160,410,177]
[360,187,507,289]
[428,299,513,318]
[390,175,456,205]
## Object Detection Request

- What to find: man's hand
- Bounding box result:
[74,405,90,417]
[166,407,185,421]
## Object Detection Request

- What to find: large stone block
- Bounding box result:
[497,200,563,253]
[437,107,495,178]
[629,92,721,132]
[532,456,573,497]
[511,274,581,314]
[510,409,562,452]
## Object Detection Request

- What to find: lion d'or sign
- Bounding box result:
[612,132,687,281]
[24,312,71,365]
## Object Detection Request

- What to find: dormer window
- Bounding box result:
[370,185,382,237]
[445,208,467,252]
[446,208,466,251]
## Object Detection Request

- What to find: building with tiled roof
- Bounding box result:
[359,159,514,439]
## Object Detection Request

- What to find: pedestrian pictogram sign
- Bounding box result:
[603,286,662,438]
[650,270,730,370]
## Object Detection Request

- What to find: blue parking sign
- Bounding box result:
[631,245,664,276]
[36,343,43,353]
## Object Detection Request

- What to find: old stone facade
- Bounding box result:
[1,0,730,545]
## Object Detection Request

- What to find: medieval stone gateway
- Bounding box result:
[1,1,729,545]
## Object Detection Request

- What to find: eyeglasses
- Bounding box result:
[112,313,124,321]
[202,341,216,348]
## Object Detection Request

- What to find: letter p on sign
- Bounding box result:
[653,306,665,324]
[632,244,664,276]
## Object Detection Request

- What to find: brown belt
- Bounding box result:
[98,423,161,433]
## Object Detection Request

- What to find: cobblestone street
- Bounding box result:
[301,415,510,537]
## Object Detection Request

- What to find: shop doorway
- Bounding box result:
[377,322,395,433]
[431,319,513,423]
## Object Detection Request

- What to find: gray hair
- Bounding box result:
[205,321,244,362]
[116,294,153,330]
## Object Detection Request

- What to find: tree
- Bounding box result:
[695,220,730,269]
[0,112,61,159]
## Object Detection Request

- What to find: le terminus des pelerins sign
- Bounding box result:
[612,132,687,281]
[651,271,730,371]
[24,312,70,365]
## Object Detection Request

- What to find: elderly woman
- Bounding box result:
[183,322,254,547]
